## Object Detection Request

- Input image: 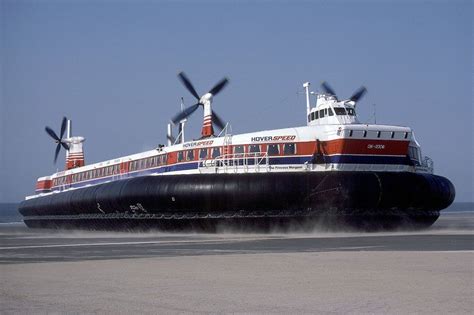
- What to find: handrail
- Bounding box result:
[199,152,269,173]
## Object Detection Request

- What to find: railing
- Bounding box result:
[198,152,270,173]
[416,156,434,174]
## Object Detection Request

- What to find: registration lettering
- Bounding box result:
[367,144,385,149]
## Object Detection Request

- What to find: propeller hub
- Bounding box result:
[200,93,213,104]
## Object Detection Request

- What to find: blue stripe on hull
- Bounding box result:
[45,155,409,193]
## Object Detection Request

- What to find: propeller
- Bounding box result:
[349,86,367,103]
[320,81,367,104]
[321,81,338,100]
[212,111,226,130]
[172,72,228,131]
[166,133,176,144]
[45,117,69,163]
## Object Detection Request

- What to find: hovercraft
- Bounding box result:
[19,73,455,231]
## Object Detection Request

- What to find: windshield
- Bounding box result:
[346,108,355,116]
[334,107,355,116]
[334,107,347,115]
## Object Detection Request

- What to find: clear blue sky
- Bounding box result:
[1,0,472,202]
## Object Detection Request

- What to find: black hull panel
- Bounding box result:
[19,171,455,231]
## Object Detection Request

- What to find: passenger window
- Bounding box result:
[212,147,220,158]
[249,144,260,153]
[267,144,280,156]
[391,132,395,139]
[320,109,325,118]
[186,150,194,161]
[363,130,367,138]
[199,148,208,160]
[283,143,296,155]
[178,151,184,162]
[328,108,334,116]
[349,130,353,137]
[234,145,244,154]
[404,132,409,139]
[377,131,381,138]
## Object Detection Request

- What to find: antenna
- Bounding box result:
[303,82,311,116]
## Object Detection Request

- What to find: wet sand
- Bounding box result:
[1,212,473,314]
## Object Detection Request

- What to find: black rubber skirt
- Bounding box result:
[19,171,455,231]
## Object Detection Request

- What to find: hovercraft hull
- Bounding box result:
[19,171,455,231]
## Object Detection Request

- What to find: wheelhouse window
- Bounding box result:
[346,108,355,116]
[377,131,381,138]
[283,143,296,155]
[233,145,244,154]
[334,108,347,115]
[319,109,325,118]
[363,130,367,138]
[249,144,260,153]
[199,148,208,160]
[177,151,185,162]
[212,147,220,159]
[186,150,194,161]
[308,114,311,122]
[310,112,316,121]
[349,130,353,137]
[267,144,280,156]
[328,108,334,116]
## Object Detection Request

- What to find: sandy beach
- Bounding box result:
[2,251,473,314]
[1,211,473,314]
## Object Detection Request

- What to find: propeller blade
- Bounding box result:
[208,78,229,96]
[212,110,226,131]
[321,81,337,99]
[349,86,367,103]
[167,134,176,144]
[54,143,61,163]
[178,72,200,100]
[60,116,68,139]
[60,141,69,151]
[171,103,200,124]
[45,126,60,141]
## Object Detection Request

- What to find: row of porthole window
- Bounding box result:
[346,130,409,139]
[53,164,122,186]
[52,144,299,186]
[177,143,297,163]
[129,155,167,172]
